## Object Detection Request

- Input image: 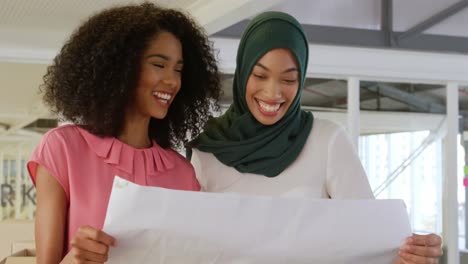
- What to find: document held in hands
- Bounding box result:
[103,176,411,264]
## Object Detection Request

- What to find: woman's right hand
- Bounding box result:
[63,225,116,264]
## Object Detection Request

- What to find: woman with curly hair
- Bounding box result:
[27,3,220,264]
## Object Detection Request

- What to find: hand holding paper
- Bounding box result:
[103,176,411,263]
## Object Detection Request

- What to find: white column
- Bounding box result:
[445,83,459,264]
[347,77,360,148]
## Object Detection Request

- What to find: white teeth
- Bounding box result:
[153,91,172,101]
[258,100,280,112]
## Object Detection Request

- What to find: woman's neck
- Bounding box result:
[118,112,152,149]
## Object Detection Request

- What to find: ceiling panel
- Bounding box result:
[0,0,196,31]
[426,8,468,37]
[270,0,468,37]
[269,0,381,30]
[393,0,468,37]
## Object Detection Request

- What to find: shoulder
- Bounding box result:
[306,118,347,146]
[28,125,81,191]
[189,148,240,192]
[189,148,232,174]
[37,124,99,161]
[39,124,82,148]
[293,118,351,165]
[311,118,344,134]
[43,124,80,140]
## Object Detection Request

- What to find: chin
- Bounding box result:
[150,112,168,120]
[254,114,281,126]
[261,120,279,126]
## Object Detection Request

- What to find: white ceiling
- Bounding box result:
[0,0,195,53]
[269,0,468,37]
[1,0,467,57]
[269,0,382,30]
[0,0,180,30]
[394,0,468,36]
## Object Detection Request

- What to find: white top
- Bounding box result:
[191,119,374,199]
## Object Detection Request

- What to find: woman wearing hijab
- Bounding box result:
[189,11,442,263]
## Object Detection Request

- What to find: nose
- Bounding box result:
[161,70,180,89]
[263,80,282,100]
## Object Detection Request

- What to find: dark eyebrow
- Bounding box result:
[282,67,298,73]
[254,63,298,73]
[254,62,270,72]
[146,54,183,64]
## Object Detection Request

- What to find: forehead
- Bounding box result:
[256,48,297,67]
[144,32,182,56]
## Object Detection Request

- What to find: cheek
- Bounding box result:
[139,77,151,87]
[138,68,157,87]
[245,77,259,99]
[175,78,182,92]
[245,79,258,113]
[284,86,299,102]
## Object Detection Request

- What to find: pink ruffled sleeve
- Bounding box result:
[27,129,71,201]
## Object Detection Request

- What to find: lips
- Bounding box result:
[255,99,283,116]
[152,91,173,107]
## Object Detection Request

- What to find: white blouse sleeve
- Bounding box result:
[326,126,374,199]
[190,149,207,192]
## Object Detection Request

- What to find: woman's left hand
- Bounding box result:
[397,233,443,263]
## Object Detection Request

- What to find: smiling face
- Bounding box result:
[130,31,183,120]
[245,48,299,126]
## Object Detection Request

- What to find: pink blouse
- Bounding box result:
[28,125,200,252]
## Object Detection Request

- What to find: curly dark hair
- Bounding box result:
[42,3,221,149]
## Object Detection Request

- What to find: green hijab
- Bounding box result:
[188,11,313,177]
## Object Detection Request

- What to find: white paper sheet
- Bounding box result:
[103,176,411,264]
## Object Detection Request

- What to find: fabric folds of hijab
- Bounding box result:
[188,11,313,177]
